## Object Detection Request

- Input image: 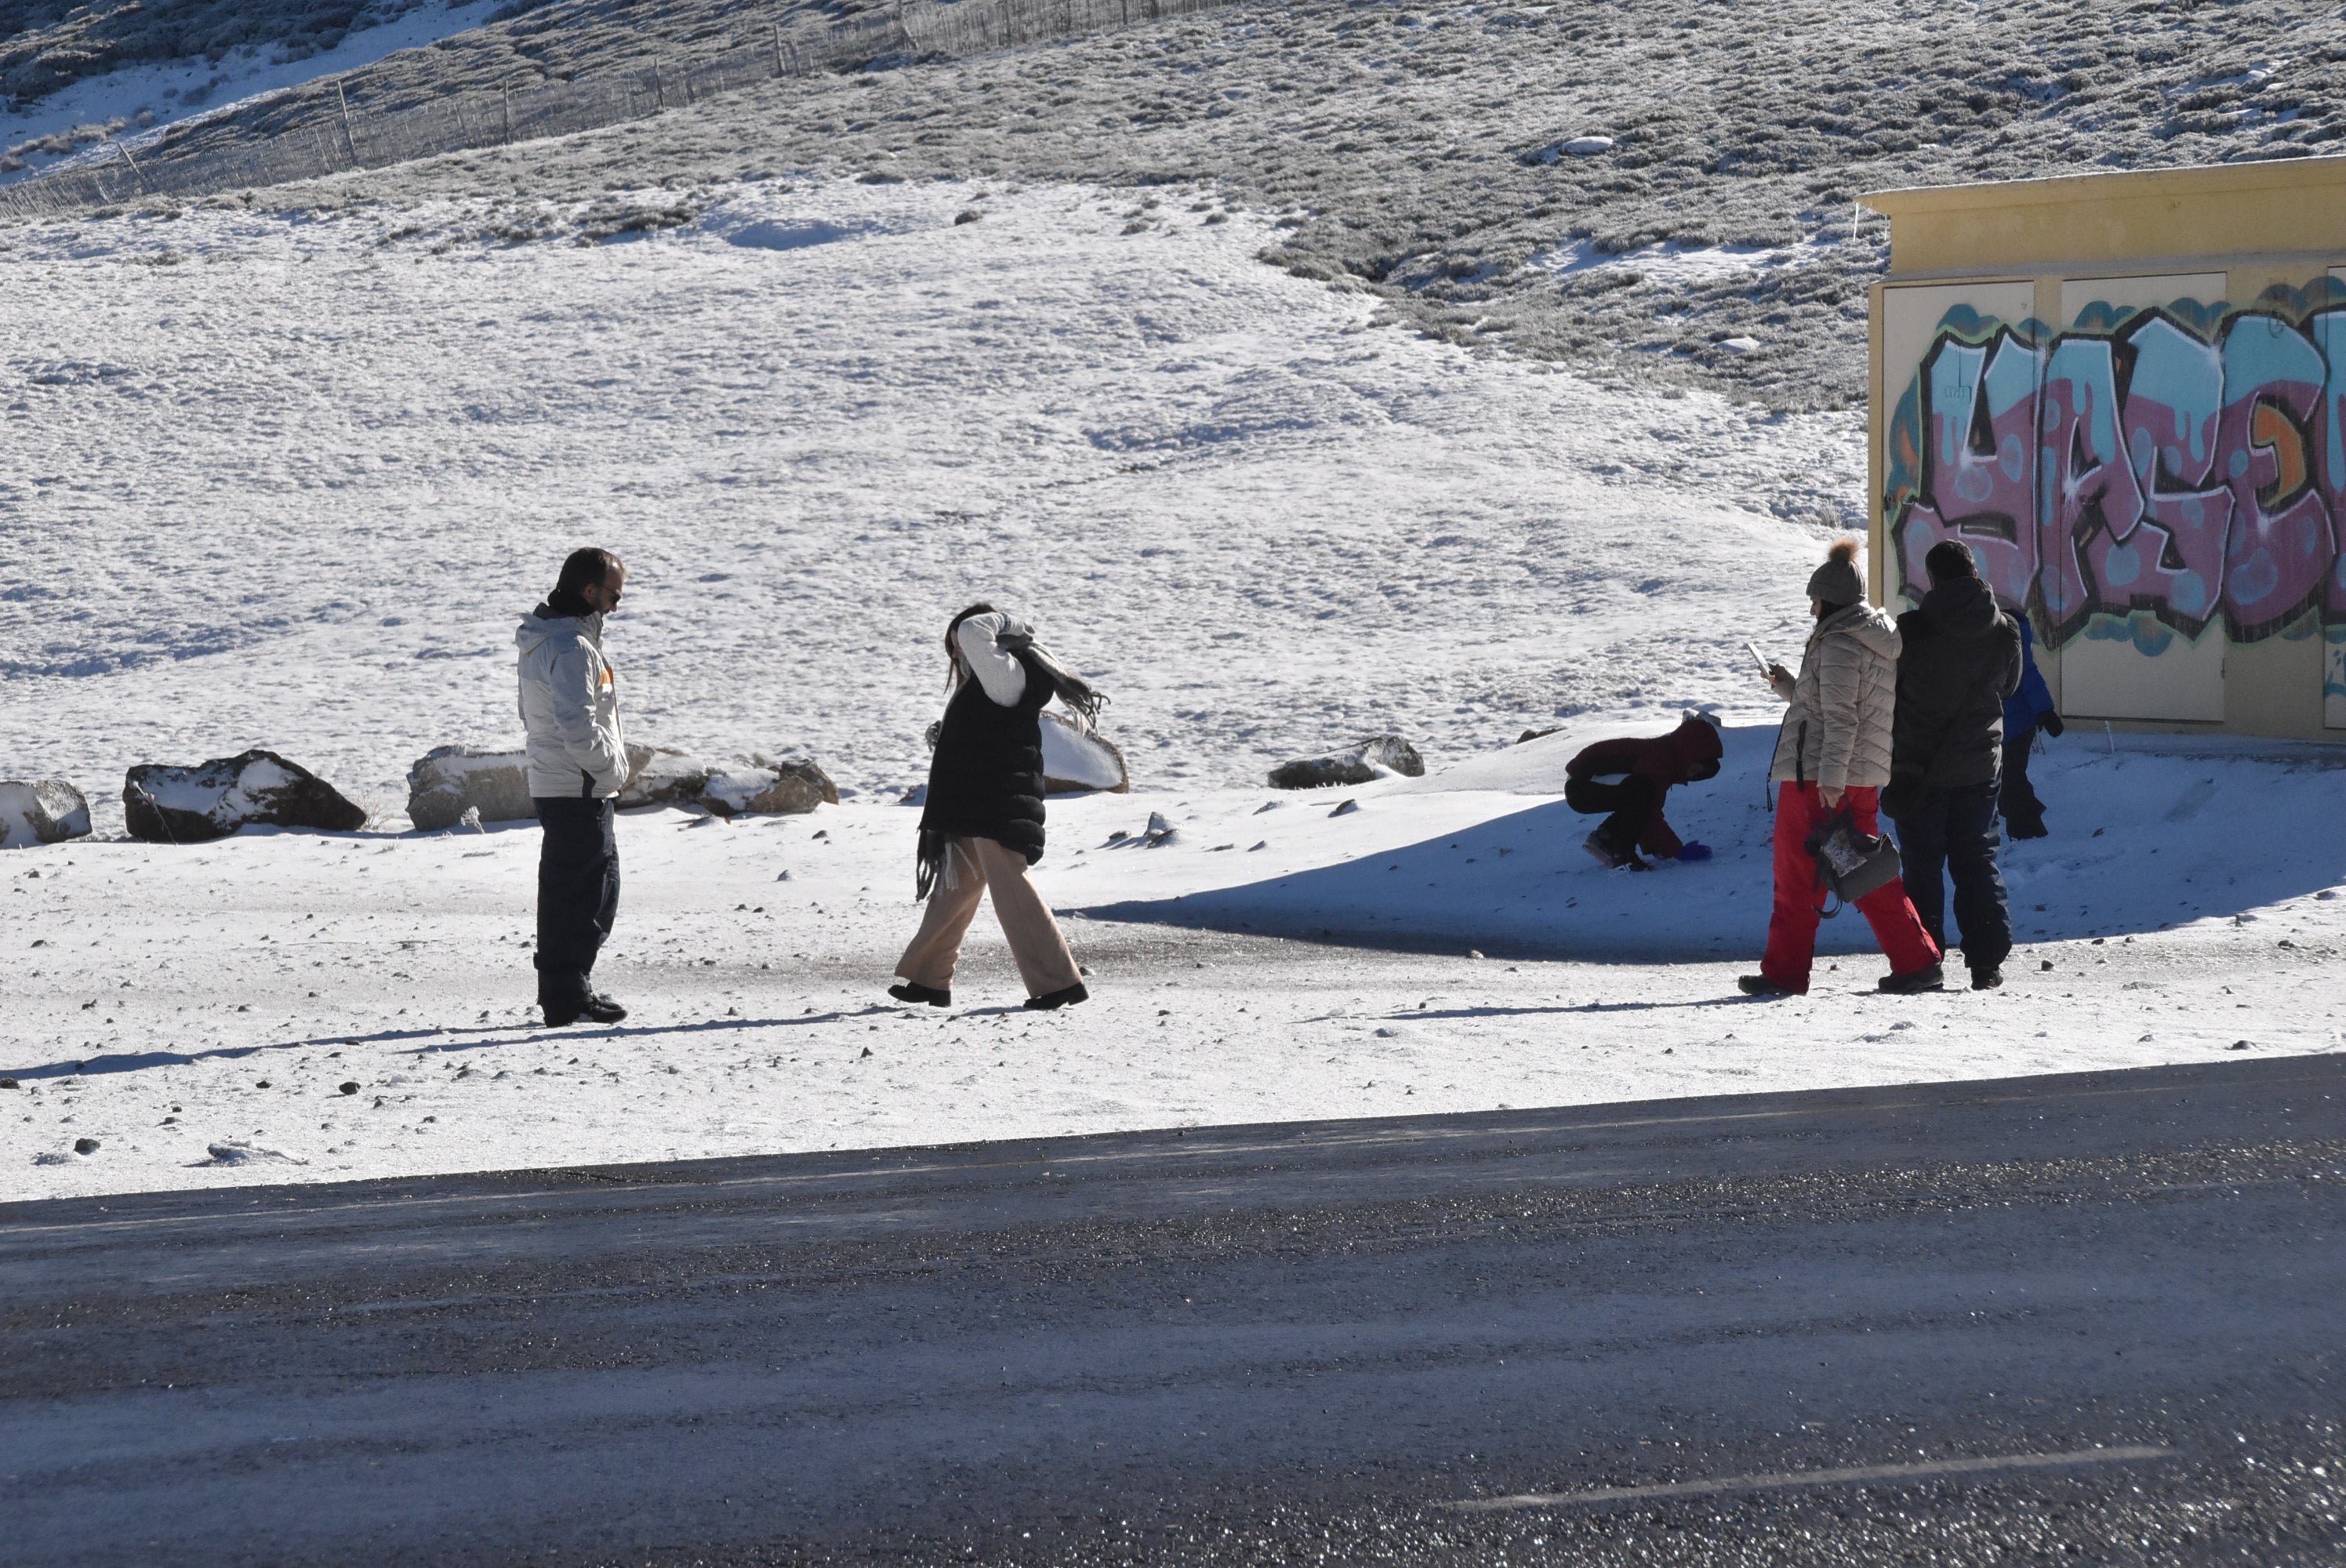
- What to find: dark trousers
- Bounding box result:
[1564,774,1657,851]
[1999,732,2046,836]
[534,797,619,1007]
[1892,782,2010,975]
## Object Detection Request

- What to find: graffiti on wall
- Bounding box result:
[1883,280,2346,658]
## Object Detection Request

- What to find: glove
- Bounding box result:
[2039,712,2065,738]
[1676,841,1713,862]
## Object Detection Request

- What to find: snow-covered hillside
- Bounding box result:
[0,177,1858,819]
[0,1,501,181]
[15,0,2346,404]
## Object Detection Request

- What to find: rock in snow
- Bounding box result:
[617,745,707,809]
[702,759,841,817]
[201,1141,306,1167]
[1268,736,1425,790]
[1040,712,1130,794]
[626,746,841,816]
[0,779,92,848]
[406,746,536,832]
[122,750,367,842]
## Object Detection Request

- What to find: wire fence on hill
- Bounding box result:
[0,0,1233,220]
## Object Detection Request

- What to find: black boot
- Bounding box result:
[888,981,951,1007]
[544,993,626,1027]
[1024,982,1090,1011]
[1738,974,1798,997]
[1877,963,1946,994]
[1582,825,1651,871]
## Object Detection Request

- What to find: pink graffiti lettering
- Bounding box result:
[1892,302,2346,644]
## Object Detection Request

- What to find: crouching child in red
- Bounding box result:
[1563,711,1724,871]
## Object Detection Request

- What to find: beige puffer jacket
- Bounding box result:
[1768,602,1901,793]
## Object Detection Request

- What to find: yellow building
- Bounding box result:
[1861,158,2346,740]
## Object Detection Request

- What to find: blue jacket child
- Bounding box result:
[1998,617,2060,839]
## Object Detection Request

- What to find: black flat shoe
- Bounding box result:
[888,981,951,1007]
[1023,982,1089,1011]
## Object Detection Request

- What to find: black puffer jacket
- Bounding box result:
[1893,577,2022,790]
[919,648,1051,863]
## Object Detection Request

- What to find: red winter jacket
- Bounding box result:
[1563,715,1724,858]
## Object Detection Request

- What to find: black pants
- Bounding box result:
[1564,774,1657,851]
[1893,782,2010,975]
[1999,732,2046,836]
[534,797,619,1007]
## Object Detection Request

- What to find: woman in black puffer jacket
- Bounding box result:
[891,603,1103,1011]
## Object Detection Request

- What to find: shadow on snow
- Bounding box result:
[1073,742,2346,961]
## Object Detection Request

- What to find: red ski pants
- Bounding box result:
[1760,782,1940,993]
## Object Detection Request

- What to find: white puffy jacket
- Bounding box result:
[516,607,627,799]
[1768,602,1901,793]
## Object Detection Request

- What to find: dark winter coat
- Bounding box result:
[1892,577,2023,793]
[1564,715,1724,859]
[2001,616,2057,739]
[919,648,1052,864]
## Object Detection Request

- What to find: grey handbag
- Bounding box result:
[1806,808,1903,913]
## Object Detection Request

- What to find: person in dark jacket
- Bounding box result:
[1564,712,1723,870]
[1999,615,2061,839]
[1883,540,2022,990]
[892,604,1103,1011]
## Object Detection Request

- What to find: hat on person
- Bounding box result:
[1806,537,1863,609]
[1925,539,1978,583]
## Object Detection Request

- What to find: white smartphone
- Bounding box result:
[1745,641,1774,678]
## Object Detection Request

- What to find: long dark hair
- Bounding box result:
[942,601,1106,732]
[943,601,998,681]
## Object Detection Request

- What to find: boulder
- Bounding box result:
[617,745,710,809]
[0,779,92,848]
[406,746,535,832]
[1268,735,1425,790]
[702,759,839,817]
[1040,713,1130,795]
[123,750,367,842]
[616,746,839,817]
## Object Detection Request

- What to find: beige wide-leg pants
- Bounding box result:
[895,837,1082,997]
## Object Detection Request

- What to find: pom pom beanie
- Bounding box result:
[1806,537,1864,609]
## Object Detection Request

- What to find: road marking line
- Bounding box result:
[1445,1445,2176,1511]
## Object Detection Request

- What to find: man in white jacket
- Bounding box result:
[516,548,630,1026]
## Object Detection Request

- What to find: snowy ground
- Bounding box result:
[7,723,2344,1202]
[3,176,2341,1203]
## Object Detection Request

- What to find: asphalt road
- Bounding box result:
[4,1054,2342,1566]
